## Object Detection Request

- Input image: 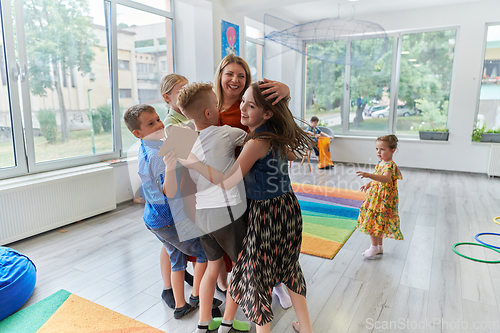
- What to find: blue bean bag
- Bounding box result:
[0,247,37,321]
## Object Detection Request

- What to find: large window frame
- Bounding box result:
[0,0,175,180]
[302,26,459,138]
[474,22,500,135]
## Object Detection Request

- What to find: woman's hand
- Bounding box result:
[356,171,371,179]
[259,78,290,105]
[163,151,177,171]
[178,152,199,169]
[360,183,371,192]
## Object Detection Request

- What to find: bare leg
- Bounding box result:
[217,265,229,292]
[171,270,186,308]
[287,287,313,333]
[199,258,223,322]
[160,246,172,288]
[256,322,271,333]
[192,261,207,298]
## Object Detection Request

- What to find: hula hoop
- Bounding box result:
[494,216,500,226]
[452,242,500,263]
[475,233,500,250]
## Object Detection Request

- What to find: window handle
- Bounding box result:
[20,62,28,82]
[11,62,20,82]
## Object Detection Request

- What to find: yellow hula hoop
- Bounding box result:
[495,216,500,226]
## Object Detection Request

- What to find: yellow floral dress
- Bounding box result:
[357,161,404,240]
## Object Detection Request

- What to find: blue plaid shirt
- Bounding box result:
[138,140,187,228]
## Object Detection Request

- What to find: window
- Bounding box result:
[304,28,457,137]
[116,4,174,157]
[476,24,500,133]
[396,30,456,134]
[119,89,132,98]
[0,0,175,179]
[118,59,130,70]
[305,40,346,129]
[245,26,263,81]
[135,39,154,48]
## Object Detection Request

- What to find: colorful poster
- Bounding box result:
[221,20,239,58]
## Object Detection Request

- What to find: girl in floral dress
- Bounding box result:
[356,135,404,259]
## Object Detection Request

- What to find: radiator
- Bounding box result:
[488,145,500,177]
[0,164,116,245]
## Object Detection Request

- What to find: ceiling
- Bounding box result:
[222,0,490,23]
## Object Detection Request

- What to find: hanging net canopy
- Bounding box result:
[263,14,389,67]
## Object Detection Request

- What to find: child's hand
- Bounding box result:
[356,171,370,179]
[178,152,199,169]
[360,183,371,192]
[163,151,177,170]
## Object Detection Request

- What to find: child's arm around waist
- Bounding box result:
[179,138,270,190]
[162,151,178,198]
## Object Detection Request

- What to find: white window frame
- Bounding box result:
[0,0,175,180]
[302,26,459,138]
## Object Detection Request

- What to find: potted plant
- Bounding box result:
[472,122,500,142]
[418,125,449,141]
[415,99,449,141]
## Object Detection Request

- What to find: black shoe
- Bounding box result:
[215,283,227,297]
[185,271,194,286]
[161,288,175,309]
[173,303,194,319]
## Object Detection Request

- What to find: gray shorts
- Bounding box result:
[196,204,247,262]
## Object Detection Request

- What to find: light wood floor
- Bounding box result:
[8,161,500,333]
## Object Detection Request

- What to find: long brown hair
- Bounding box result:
[213,54,252,109]
[247,81,314,161]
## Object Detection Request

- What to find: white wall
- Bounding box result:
[259,0,500,173]
[174,0,214,82]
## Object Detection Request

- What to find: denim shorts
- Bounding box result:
[147,221,207,272]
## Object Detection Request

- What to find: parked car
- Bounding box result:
[364,105,387,117]
[371,105,417,118]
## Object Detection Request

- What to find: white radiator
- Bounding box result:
[488,145,500,177]
[0,164,116,245]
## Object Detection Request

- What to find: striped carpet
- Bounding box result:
[292,183,364,259]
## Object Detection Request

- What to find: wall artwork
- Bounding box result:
[221,20,239,58]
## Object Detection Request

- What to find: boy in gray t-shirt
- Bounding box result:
[174,82,249,333]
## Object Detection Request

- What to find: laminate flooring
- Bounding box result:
[7,160,500,333]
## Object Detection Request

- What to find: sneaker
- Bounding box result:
[173,303,194,319]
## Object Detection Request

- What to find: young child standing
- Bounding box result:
[157,73,194,308]
[180,82,315,333]
[356,134,404,259]
[175,82,249,333]
[123,104,207,319]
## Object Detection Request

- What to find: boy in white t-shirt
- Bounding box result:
[175,82,249,333]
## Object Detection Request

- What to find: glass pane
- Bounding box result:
[348,37,393,133]
[477,25,500,134]
[116,4,174,156]
[130,0,171,12]
[245,40,263,81]
[397,30,456,135]
[0,25,16,169]
[22,0,113,163]
[304,41,346,133]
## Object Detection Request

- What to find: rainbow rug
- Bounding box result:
[0,289,164,333]
[293,183,365,259]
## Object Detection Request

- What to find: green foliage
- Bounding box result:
[472,124,485,142]
[484,128,500,134]
[310,103,327,113]
[97,104,112,132]
[24,0,97,97]
[415,98,447,130]
[37,109,58,144]
[90,110,102,134]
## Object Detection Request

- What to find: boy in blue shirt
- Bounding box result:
[124,104,208,319]
[307,116,331,156]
